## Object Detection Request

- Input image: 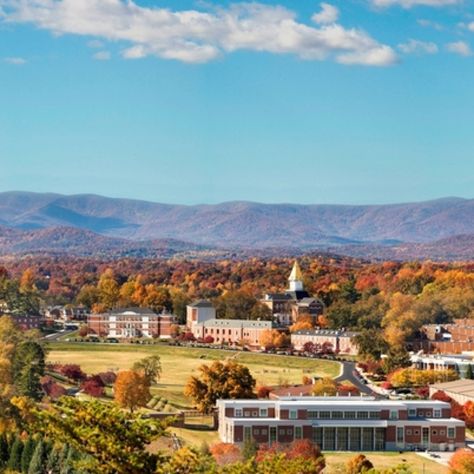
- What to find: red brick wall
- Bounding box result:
[280,409,289,419]
[430,426,447,443]
[385,426,396,442]
[399,410,408,420]
[277,426,294,443]
[404,426,421,444]
[225,408,234,417]
[303,426,312,440]
[380,410,390,420]
[252,425,269,443]
[298,409,307,420]
[456,426,465,443]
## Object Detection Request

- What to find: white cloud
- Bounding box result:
[0,0,397,66]
[417,19,444,30]
[3,56,26,64]
[312,3,339,25]
[371,0,461,8]
[467,22,474,32]
[87,39,104,49]
[398,39,438,54]
[93,50,111,60]
[446,40,472,56]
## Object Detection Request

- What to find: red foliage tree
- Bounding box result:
[256,386,272,399]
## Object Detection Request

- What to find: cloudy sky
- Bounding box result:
[0,0,473,204]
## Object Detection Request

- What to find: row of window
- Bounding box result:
[233,408,444,420]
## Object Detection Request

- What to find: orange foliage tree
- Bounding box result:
[449,448,474,474]
[114,370,151,413]
[209,442,241,465]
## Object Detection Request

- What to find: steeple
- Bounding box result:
[288,260,304,291]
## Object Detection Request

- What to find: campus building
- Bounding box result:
[186,300,274,348]
[417,319,474,353]
[262,261,324,325]
[410,353,474,378]
[217,396,465,451]
[87,307,174,339]
[429,379,474,406]
[291,329,359,355]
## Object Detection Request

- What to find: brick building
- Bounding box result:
[217,396,465,451]
[262,261,324,325]
[187,300,275,348]
[87,308,174,339]
[429,379,474,406]
[417,320,474,354]
[291,329,359,355]
[8,314,43,331]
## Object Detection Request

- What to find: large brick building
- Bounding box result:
[217,396,465,451]
[88,308,174,339]
[186,300,274,348]
[417,319,474,353]
[291,329,359,355]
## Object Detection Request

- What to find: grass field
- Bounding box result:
[323,451,448,474]
[47,342,340,407]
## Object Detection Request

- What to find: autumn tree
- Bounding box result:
[209,443,241,466]
[311,378,337,396]
[184,361,256,414]
[449,448,474,474]
[346,454,374,474]
[132,355,162,385]
[114,370,151,413]
[24,397,166,474]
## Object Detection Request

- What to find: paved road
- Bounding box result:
[334,361,385,398]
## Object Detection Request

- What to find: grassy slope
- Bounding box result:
[47,342,340,407]
[323,451,448,474]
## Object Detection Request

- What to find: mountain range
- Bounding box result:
[0,191,472,260]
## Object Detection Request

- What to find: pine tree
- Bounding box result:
[0,434,9,467]
[466,364,474,380]
[46,446,61,474]
[28,439,45,474]
[21,437,36,474]
[241,438,258,460]
[8,436,24,472]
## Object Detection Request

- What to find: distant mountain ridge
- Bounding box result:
[0,191,472,260]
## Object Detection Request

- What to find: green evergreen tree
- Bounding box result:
[28,439,46,474]
[8,436,24,472]
[241,438,258,460]
[0,434,9,467]
[46,446,61,474]
[21,437,36,473]
[12,341,46,400]
[466,364,474,380]
[59,447,75,474]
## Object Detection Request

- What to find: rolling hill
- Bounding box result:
[0,191,472,259]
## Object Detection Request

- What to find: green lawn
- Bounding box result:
[47,342,340,408]
[323,451,448,474]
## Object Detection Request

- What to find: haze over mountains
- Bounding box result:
[0,192,473,260]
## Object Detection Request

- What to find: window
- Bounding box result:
[434,409,441,418]
[357,411,368,419]
[440,430,445,435]
[244,427,251,441]
[390,410,398,420]
[289,410,298,420]
[254,429,260,435]
[235,409,242,417]
[448,428,455,438]
[260,408,268,417]
[332,411,343,419]
[344,411,355,419]
[262,429,267,435]
[408,409,416,418]
[432,430,437,435]
[307,410,318,419]
[295,427,302,439]
[397,427,404,444]
[369,411,380,419]
[319,411,331,419]
[287,429,292,435]
[414,430,419,435]
[407,429,412,435]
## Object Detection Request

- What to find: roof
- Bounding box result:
[189,300,214,308]
[297,297,324,307]
[289,260,303,281]
[430,379,474,398]
[292,329,359,338]
[264,293,292,301]
[198,318,273,329]
[285,290,310,300]
[105,307,157,316]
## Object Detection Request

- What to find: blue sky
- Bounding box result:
[0,0,473,205]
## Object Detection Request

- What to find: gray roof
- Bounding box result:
[292,329,358,338]
[105,307,158,316]
[198,318,273,329]
[189,300,214,308]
